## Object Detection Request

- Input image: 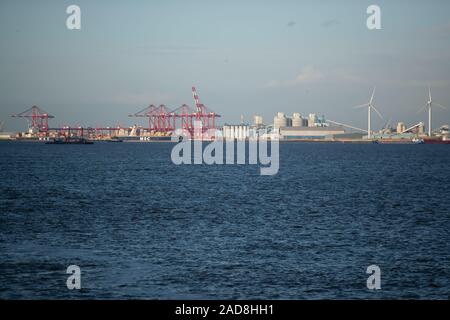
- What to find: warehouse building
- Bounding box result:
[279,126,345,140]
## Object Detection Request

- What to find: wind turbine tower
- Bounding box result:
[353,87,382,139]
[419,87,447,136]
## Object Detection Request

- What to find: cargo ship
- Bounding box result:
[45,137,94,144]
[423,136,450,144]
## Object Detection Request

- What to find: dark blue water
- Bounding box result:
[0,141,449,299]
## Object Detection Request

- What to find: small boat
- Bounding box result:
[45,137,94,144]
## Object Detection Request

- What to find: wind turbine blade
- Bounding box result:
[382,117,392,130]
[371,105,383,119]
[435,102,447,110]
[370,87,376,104]
[417,104,428,114]
[352,103,370,109]
[429,87,432,102]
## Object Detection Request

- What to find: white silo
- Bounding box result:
[396,122,406,134]
[308,113,317,127]
[292,113,303,127]
[254,115,263,126]
[274,112,288,129]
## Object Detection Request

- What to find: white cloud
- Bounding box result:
[265,66,369,88]
[295,65,324,83]
[264,66,450,90]
[266,65,324,87]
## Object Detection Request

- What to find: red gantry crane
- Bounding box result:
[11,105,54,132]
[191,86,220,133]
[128,86,220,138]
[128,104,176,133]
[171,104,195,133]
[128,104,158,132]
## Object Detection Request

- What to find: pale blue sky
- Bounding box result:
[1,0,450,131]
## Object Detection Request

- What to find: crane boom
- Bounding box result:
[326,119,368,133]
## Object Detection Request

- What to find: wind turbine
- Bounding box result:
[418,87,447,136]
[353,87,383,139]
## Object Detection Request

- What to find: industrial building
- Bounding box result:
[279,126,346,140]
[371,121,426,140]
[273,111,340,140]
[274,112,327,129]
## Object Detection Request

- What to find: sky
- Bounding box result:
[1,0,450,132]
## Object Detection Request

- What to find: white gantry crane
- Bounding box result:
[352,87,383,139]
[418,87,447,136]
